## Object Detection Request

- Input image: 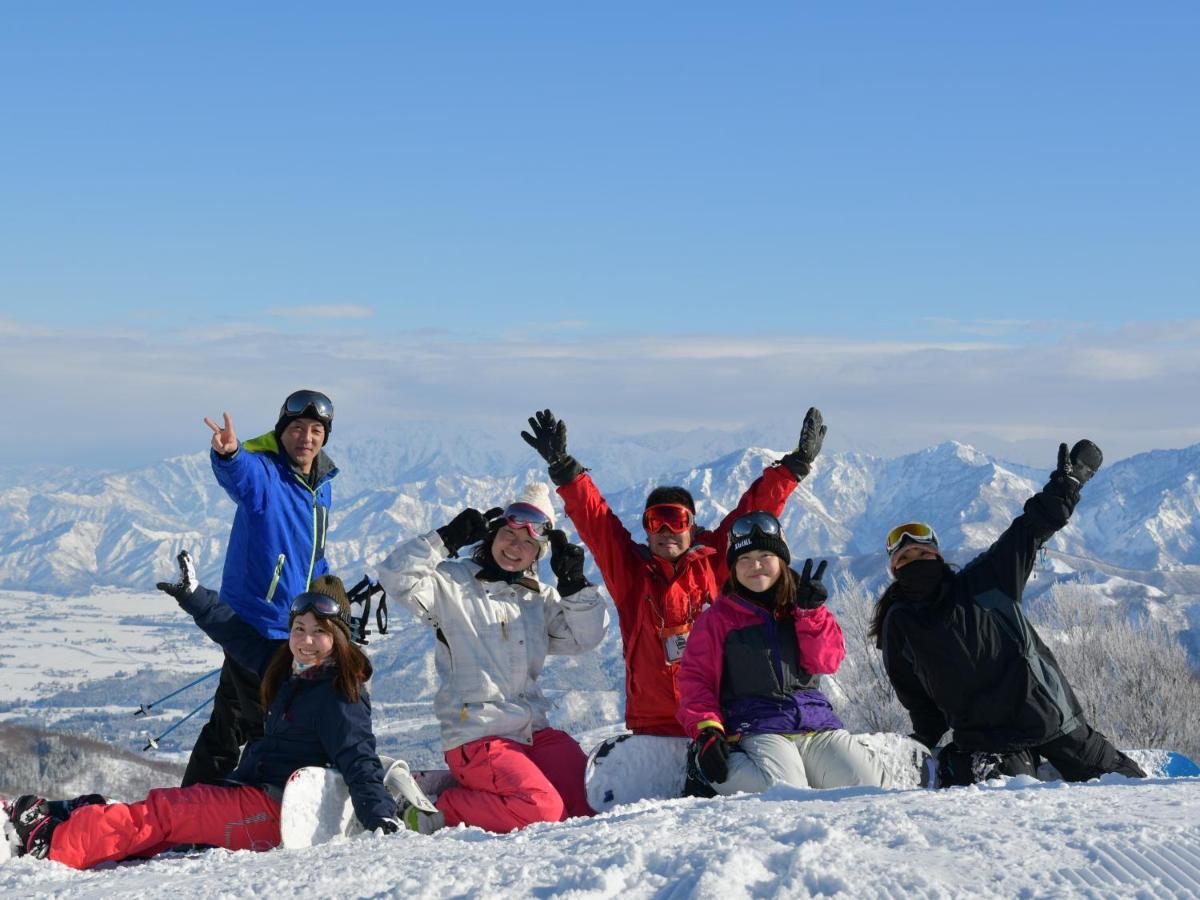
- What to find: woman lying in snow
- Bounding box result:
[374,482,608,834]
[2,557,400,867]
[676,512,902,793]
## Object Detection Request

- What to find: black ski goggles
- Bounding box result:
[289,591,350,626]
[729,510,783,540]
[886,522,939,556]
[281,390,334,423]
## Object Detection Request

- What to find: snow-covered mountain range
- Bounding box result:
[3,430,1199,628]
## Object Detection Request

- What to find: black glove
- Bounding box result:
[693,727,731,784]
[155,550,197,601]
[779,407,827,479]
[436,507,502,558]
[1060,439,1102,486]
[521,409,584,486]
[548,529,590,597]
[793,558,829,610]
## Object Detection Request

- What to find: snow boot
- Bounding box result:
[2,795,64,859]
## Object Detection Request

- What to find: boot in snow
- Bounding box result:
[2,796,64,859]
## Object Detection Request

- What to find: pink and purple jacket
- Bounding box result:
[676,590,846,739]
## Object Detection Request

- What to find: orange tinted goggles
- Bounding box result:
[643,503,694,534]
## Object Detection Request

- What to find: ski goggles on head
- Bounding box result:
[289,591,350,625]
[886,522,939,556]
[499,502,553,542]
[729,510,784,540]
[281,389,334,423]
[643,503,694,534]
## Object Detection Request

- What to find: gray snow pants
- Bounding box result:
[714,730,895,795]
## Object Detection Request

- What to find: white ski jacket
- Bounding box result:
[374,530,608,751]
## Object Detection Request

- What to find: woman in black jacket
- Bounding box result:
[2,555,399,867]
[869,440,1144,787]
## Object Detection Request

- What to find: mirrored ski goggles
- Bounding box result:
[886,522,939,555]
[289,591,350,624]
[281,389,334,422]
[500,502,553,541]
[643,503,694,534]
[729,510,783,540]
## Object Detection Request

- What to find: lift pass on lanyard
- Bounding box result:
[660,623,691,665]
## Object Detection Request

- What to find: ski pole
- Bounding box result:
[133,667,221,717]
[142,695,215,751]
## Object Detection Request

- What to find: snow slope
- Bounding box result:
[4,776,1199,898]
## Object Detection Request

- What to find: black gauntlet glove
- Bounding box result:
[692,727,731,784]
[436,507,502,558]
[155,550,197,601]
[548,529,590,597]
[521,409,584,486]
[779,407,827,479]
[792,558,829,610]
[1046,439,1103,500]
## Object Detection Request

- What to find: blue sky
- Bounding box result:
[1,4,1198,469]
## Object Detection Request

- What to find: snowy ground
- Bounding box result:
[5,590,1200,897]
[3,775,1199,898]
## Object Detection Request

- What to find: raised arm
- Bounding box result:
[523,409,642,613]
[788,559,845,676]
[699,407,826,583]
[543,530,608,654]
[206,412,272,511]
[157,551,277,676]
[963,440,1102,603]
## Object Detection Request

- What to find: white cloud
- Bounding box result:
[5,318,1200,469]
[266,304,374,319]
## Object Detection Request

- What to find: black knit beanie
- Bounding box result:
[727,528,791,569]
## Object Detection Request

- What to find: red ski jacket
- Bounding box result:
[557,463,799,735]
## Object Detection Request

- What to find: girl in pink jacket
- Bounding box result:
[676,512,894,793]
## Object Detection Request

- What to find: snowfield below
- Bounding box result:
[4,775,1200,898]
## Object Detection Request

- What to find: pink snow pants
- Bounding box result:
[437,727,594,833]
[49,783,281,870]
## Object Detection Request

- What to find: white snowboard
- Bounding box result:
[279,755,437,849]
[585,734,690,813]
[584,731,935,812]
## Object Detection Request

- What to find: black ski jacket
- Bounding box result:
[880,476,1086,752]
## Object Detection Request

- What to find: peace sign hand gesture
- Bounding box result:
[204,412,238,456]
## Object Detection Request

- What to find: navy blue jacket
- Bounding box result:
[180,586,396,829]
[211,432,337,638]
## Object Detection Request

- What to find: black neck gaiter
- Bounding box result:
[893,558,950,602]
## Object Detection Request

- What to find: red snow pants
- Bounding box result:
[437,727,593,833]
[49,783,281,870]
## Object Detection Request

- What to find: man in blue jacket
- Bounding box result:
[182,389,339,786]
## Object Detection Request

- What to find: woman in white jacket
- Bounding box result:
[375,483,607,833]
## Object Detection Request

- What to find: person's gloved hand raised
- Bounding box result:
[436,507,503,558]
[792,558,829,611]
[780,407,827,479]
[155,550,197,601]
[693,726,731,784]
[548,529,590,597]
[1047,439,1103,499]
[521,410,584,486]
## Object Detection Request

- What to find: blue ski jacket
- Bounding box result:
[211,432,338,638]
[179,585,397,830]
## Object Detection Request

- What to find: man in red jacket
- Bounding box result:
[521,407,826,807]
